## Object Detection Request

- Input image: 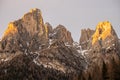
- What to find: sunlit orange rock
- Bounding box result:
[92,21,115,45]
[3,22,18,37]
[0,8,49,52]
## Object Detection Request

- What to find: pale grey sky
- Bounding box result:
[0,0,120,41]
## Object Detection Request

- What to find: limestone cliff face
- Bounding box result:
[1,8,49,52]
[49,25,73,45]
[79,28,94,50]
[0,9,74,53]
[92,21,119,49]
[3,8,46,38]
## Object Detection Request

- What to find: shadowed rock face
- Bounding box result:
[79,28,94,50]
[0,8,49,52]
[0,8,120,80]
[49,24,73,45]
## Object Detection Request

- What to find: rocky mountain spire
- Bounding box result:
[44,22,53,37]
[50,24,73,45]
[0,8,49,52]
[92,21,119,50]
[79,28,94,50]
[79,21,119,51]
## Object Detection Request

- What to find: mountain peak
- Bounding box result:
[0,8,48,52]
[79,28,94,50]
[29,8,41,13]
[92,21,118,45]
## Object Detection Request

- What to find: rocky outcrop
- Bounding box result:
[0,8,49,53]
[79,28,94,50]
[92,21,119,49]
[44,22,53,34]
[49,25,73,45]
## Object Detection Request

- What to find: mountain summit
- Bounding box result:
[92,21,119,48]
[0,8,120,80]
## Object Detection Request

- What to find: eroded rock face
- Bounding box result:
[49,25,73,45]
[79,28,94,50]
[92,21,119,49]
[1,8,49,52]
[44,22,53,34]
